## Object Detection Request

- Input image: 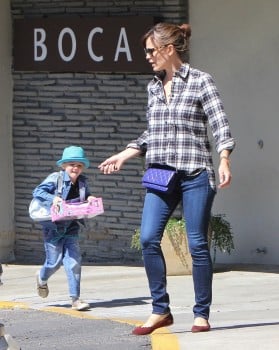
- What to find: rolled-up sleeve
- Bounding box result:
[200,73,235,154]
[126,130,149,156]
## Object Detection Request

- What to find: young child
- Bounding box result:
[33,146,95,311]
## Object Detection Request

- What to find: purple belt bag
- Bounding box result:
[142,168,177,193]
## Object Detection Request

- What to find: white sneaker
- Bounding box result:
[36,272,49,298]
[72,299,90,311]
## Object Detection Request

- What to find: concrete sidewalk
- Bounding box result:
[0,263,278,349]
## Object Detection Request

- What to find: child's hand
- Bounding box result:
[53,196,63,205]
[87,196,96,203]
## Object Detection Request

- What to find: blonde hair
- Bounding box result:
[142,22,191,62]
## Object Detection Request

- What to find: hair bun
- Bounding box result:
[179,24,191,39]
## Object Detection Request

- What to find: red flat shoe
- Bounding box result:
[132,313,174,335]
[191,324,211,333]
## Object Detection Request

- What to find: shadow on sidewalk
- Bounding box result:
[212,321,279,331]
[173,321,279,335]
[49,296,151,309]
[214,263,279,274]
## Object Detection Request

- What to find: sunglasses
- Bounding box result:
[144,45,169,56]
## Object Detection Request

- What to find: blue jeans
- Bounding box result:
[40,221,82,299]
[140,170,215,319]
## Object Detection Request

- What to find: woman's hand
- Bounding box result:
[98,154,125,174]
[98,148,141,174]
[218,157,232,189]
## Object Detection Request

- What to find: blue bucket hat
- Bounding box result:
[56,146,90,168]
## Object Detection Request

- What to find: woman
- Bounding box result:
[99,22,235,334]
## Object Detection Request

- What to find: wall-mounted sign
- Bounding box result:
[13,16,154,73]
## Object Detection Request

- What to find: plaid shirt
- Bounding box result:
[127,64,235,190]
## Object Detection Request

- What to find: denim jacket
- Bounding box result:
[32,171,91,208]
[33,171,92,234]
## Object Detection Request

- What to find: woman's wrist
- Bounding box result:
[220,155,230,165]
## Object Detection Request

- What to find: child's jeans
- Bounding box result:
[40,221,82,299]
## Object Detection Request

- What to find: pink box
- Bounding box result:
[51,198,104,222]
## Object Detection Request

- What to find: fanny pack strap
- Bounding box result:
[57,171,63,196]
[78,180,86,202]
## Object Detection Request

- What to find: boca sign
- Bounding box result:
[13,16,154,73]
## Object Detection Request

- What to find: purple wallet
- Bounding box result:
[142,168,177,193]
